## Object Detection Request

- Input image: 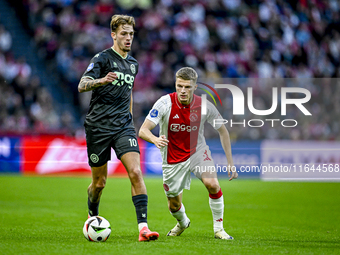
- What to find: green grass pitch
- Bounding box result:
[0,176,339,254]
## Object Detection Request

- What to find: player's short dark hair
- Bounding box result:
[110,15,135,32]
[176,67,198,84]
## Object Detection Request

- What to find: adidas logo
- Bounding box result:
[173,114,179,119]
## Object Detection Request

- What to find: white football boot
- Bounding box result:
[167,220,190,236]
[214,229,234,240]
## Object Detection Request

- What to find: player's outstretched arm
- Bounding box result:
[217,125,238,181]
[78,72,118,93]
[139,119,169,149]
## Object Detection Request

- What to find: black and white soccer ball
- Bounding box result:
[83,216,111,242]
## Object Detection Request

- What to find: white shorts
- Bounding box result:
[162,146,216,197]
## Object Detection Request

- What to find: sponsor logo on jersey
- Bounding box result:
[113,62,118,68]
[150,109,158,117]
[173,114,179,119]
[189,113,198,122]
[170,124,198,132]
[130,64,136,74]
[86,63,94,71]
[111,71,135,89]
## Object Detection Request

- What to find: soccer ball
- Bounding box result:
[83,216,111,242]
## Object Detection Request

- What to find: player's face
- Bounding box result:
[111,24,134,53]
[176,78,197,105]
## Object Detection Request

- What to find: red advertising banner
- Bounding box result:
[22,135,145,176]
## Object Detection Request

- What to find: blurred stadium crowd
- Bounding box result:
[0,24,73,134]
[1,0,340,140]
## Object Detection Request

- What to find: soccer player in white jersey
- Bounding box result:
[139,67,238,239]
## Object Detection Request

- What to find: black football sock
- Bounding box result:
[132,194,148,224]
[88,197,99,216]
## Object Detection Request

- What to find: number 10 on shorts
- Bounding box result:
[129,138,137,147]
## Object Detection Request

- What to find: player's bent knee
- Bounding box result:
[127,167,143,183]
[168,198,181,212]
[169,202,181,212]
[204,181,220,194]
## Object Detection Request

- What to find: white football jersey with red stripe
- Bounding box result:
[146,92,223,165]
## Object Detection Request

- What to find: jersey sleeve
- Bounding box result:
[81,53,106,80]
[135,62,139,75]
[146,95,169,126]
[206,101,223,130]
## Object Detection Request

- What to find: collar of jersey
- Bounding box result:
[175,92,196,109]
[111,47,127,59]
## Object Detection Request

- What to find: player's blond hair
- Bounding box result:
[110,15,135,32]
[176,67,198,84]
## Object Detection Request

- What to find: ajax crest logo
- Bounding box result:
[189,113,198,122]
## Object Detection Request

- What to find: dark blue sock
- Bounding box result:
[88,197,99,216]
[132,194,148,224]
